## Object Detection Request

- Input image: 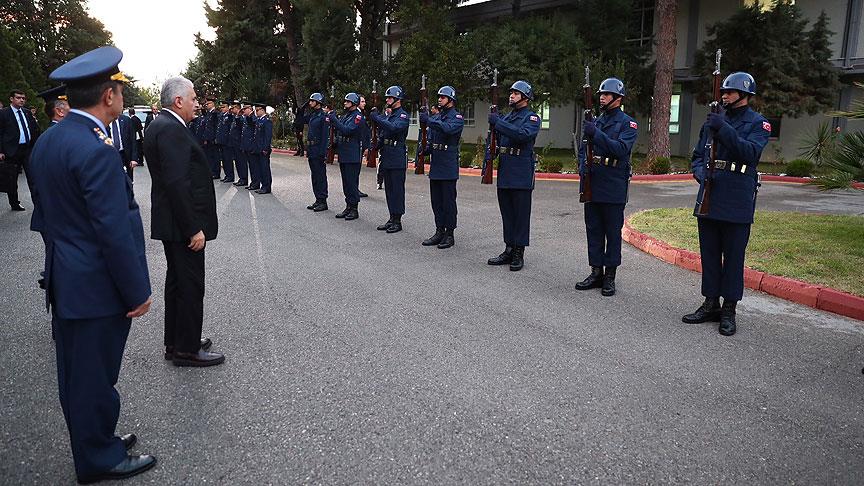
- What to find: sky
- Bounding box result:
[85,0,216,88]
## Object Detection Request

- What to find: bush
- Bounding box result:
[538,158,563,173]
[647,156,671,175]
[786,158,815,177]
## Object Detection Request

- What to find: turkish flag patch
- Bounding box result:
[456,114,463,119]
[400,113,407,118]
[354,114,362,124]
[762,121,771,132]
[530,115,539,122]
[629,121,638,129]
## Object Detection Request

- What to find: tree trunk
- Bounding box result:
[277,0,304,110]
[646,0,678,165]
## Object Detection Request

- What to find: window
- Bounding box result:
[537,101,551,130]
[461,104,475,127]
[628,0,655,46]
[410,106,418,126]
[669,84,682,134]
[765,116,781,140]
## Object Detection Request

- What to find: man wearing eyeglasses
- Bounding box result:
[0,89,42,211]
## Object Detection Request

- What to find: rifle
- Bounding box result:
[325,86,336,164]
[579,66,594,203]
[367,80,379,168]
[416,74,428,175]
[481,68,498,185]
[695,48,722,216]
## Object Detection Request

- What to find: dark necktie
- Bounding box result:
[16,109,30,144]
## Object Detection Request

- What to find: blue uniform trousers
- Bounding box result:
[234,150,249,184]
[584,202,625,268]
[382,168,406,216]
[430,179,457,229]
[53,313,131,479]
[220,145,235,181]
[308,157,328,200]
[205,143,220,178]
[247,152,261,188]
[497,188,532,247]
[698,218,751,301]
[340,164,361,205]
[258,153,272,191]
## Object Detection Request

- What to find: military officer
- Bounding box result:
[574,77,638,296]
[38,85,69,128]
[215,100,234,183]
[253,103,273,194]
[240,103,260,190]
[419,86,464,249]
[227,101,246,186]
[201,97,221,179]
[325,93,365,220]
[368,86,410,233]
[682,72,770,336]
[301,92,329,211]
[485,80,541,271]
[29,46,156,483]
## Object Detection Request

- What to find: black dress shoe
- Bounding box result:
[233,180,247,187]
[256,189,271,194]
[423,228,445,246]
[386,221,402,233]
[312,201,328,212]
[222,179,235,184]
[719,300,737,336]
[121,433,136,450]
[509,246,525,271]
[344,207,359,221]
[246,184,260,191]
[164,338,213,360]
[437,234,454,249]
[359,191,368,198]
[377,220,393,231]
[601,266,617,296]
[172,350,225,367]
[335,207,350,218]
[307,201,317,210]
[77,455,156,484]
[11,204,25,211]
[575,266,604,290]
[488,246,513,265]
[682,297,722,324]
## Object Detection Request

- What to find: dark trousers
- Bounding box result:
[497,188,533,247]
[584,202,625,268]
[340,163,361,205]
[54,313,130,479]
[119,150,133,182]
[377,164,384,186]
[382,168,406,216]
[247,152,261,187]
[698,218,751,302]
[162,241,205,352]
[136,140,144,164]
[205,143,220,177]
[220,145,235,181]
[258,152,272,191]
[6,145,30,206]
[308,156,328,200]
[430,179,457,229]
[235,150,249,183]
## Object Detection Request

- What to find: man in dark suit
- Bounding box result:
[144,104,158,130]
[0,88,42,211]
[128,108,144,166]
[108,113,138,181]
[29,46,156,484]
[144,75,224,367]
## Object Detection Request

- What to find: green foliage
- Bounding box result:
[785,158,814,177]
[538,157,564,174]
[798,122,838,166]
[814,131,864,189]
[469,136,485,169]
[298,0,357,95]
[647,156,671,175]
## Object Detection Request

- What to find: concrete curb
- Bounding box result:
[622,213,864,322]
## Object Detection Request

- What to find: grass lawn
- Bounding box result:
[629,208,864,296]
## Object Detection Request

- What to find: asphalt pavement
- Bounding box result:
[1,154,863,485]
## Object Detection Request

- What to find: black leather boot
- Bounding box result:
[307,200,317,210]
[377,215,394,231]
[601,266,617,296]
[335,206,350,219]
[437,228,454,249]
[719,300,737,336]
[681,297,722,324]
[423,227,445,246]
[575,266,604,290]
[509,246,524,271]
[487,246,513,265]
[386,215,402,233]
[312,200,328,212]
[345,205,359,221]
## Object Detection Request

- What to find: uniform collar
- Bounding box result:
[602,107,621,117]
[69,108,107,134]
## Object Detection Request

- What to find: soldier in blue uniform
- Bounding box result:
[368,85,410,233]
[419,86,464,249]
[215,100,235,183]
[575,78,638,296]
[201,97,221,179]
[28,46,156,483]
[227,101,247,186]
[325,93,365,221]
[682,72,771,336]
[240,104,260,190]
[188,110,201,141]
[485,80,541,271]
[301,92,329,211]
[253,104,273,194]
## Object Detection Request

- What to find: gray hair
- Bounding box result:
[160,76,194,108]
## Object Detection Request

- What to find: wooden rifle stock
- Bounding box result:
[579,66,594,203]
[325,87,336,164]
[696,49,722,216]
[416,74,428,175]
[481,68,498,185]
[367,80,379,168]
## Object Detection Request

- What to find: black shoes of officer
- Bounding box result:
[77,454,157,484]
[359,191,368,198]
[377,183,383,190]
[488,246,513,265]
[509,246,525,271]
[308,199,328,211]
[11,203,25,211]
[601,266,617,296]
[246,184,260,191]
[719,300,737,336]
[344,206,359,221]
[172,349,225,367]
[335,207,350,219]
[255,188,271,194]
[423,227,445,246]
[121,434,136,450]
[681,297,722,324]
[377,217,394,231]
[386,216,402,233]
[164,338,213,360]
[437,229,454,249]
[233,180,247,187]
[575,266,604,290]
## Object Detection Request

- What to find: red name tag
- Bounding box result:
[762,121,771,132]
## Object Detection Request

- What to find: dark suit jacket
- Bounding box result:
[111,115,138,164]
[144,110,218,242]
[144,112,156,130]
[0,106,41,159]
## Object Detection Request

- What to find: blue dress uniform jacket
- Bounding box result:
[227,113,242,148]
[370,107,410,169]
[490,107,541,189]
[201,109,218,143]
[29,111,151,318]
[305,109,329,160]
[578,107,638,204]
[240,115,256,153]
[254,115,273,154]
[426,107,464,180]
[216,112,232,145]
[330,109,365,165]
[691,106,770,224]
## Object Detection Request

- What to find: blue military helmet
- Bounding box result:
[721,72,757,95]
[597,78,626,97]
[344,92,361,105]
[509,80,534,101]
[437,86,457,102]
[309,92,325,103]
[384,85,405,100]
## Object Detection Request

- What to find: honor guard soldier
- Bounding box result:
[325,92,365,220]
[29,46,156,483]
[419,86,464,249]
[683,72,770,336]
[486,80,541,271]
[575,77,638,296]
[302,92,330,211]
[253,103,273,194]
[215,100,234,183]
[240,104,260,190]
[227,101,246,186]
[368,85,410,233]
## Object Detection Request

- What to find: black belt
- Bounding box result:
[710,159,756,175]
[591,155,618,167]
[380,139,401,147]
[498,146,523,156]
[432,143,450,151]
